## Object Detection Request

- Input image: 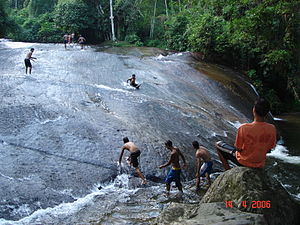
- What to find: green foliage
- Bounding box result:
[124,34,143,46]
[144,39,166,49]
[188,13,228,55]
[164,13,189,51]
[0,0,13,36]
[28,0,57,16]
[54,0,95,33]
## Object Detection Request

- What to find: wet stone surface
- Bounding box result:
[0,40,256,223]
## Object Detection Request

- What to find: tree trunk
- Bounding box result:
[109,0,116,41]
[149,0,157,38]
[164,0,168,17]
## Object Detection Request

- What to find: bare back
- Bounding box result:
[196,146,211,162]
[170,148,182,168]
[123,141,139,153]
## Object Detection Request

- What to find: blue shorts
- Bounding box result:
[165,168,181,187]
[200,161,213,177]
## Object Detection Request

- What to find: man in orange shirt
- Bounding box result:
[216,98,277,170]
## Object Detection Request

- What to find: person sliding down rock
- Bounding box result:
[127,74,141,89]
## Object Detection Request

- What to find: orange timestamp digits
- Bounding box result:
[225,200,271,208]
[251,200,271,208]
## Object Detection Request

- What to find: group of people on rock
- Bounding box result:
[22,45,277,196]
[24,33,87,74]
[118,98,277,195]
[63,33,86,49]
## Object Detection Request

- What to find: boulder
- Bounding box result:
[155,202,266,225]
[201,166,300,225]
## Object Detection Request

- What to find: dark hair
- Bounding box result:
[123,137,129,143]
[165,140,173,147]
[30,48,34,51]
[132,74,136,77]
[254,98,270,117]
[192,141,199,149]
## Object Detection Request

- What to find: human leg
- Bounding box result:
[135,167,147,184]
[195,175,200,190]
[215,141,241,170]
[166,183,171,195]
[174,170,183,193]
[205,172,211,186]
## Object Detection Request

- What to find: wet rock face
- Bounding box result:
[201,167,300,225]
[156,202,267,225]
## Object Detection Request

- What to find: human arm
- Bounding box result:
[178,150,187,168]
[195,157,201,178]
[159,153,174,169]
[126,78,132,83]
[234,126,244,152]
[118,146,126,164]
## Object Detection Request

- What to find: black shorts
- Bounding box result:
[130,150,141,168]
[24,59,31,68]
[216,141,242,166]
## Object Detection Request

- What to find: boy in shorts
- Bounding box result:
[118,137,147,184]
[193,141,213,190]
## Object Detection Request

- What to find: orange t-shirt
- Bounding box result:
[235,121,276,168]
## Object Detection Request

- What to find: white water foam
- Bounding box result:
[2,41,34,49]
[211,131,228,137]
[273,117,285,121]
[267,145,300,165]
[39,116,63,125]
[246,82,259,96]
[95,84,129,93]
[0,172,14,180]
[156,54,164,59]
[293,193,300,200]
[0,174,136,225]
[227,120,242,129]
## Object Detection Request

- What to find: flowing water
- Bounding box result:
[0,39,299,224]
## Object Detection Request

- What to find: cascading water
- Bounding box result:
[0,39,299,224]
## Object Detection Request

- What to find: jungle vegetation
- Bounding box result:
[1,0,300,113]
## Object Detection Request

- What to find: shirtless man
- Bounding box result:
[78,35,86,49]
[63,33,68,49]
[118,137,147,184]
[127,74,140,88]
[159,140,187,195]
[24,48,37,75]
[193,141,213,190]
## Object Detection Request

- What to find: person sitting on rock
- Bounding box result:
[215,97,277,170]
[193,141,213,190]
[118,137,147,185]
[159,140,187,195]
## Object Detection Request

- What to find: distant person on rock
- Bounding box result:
[63,33,68,49]
[192,141,213,190]
[127,74,140,88]
[71,32,75,44]
[216,97,277,170]
[118,137,147,185]
[159,140,187,195]
[78,35,86,49]
[24,48,37,75]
